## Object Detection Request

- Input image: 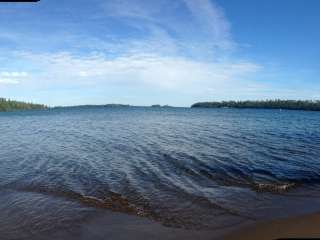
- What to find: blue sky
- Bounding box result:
[0,0,319,106]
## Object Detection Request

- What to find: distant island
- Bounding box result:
[3,98,320,112]
[191,100,320,111]
[104,104,131,107]
[54,104,131,109]
[0,98,47,112]
[151,104,173,108]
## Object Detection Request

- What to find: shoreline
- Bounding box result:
[223,212,320,240]
[29,209,233,240]
[34,210,320,240]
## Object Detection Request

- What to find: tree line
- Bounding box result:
[0,98,47,112]
[191,100,320,111]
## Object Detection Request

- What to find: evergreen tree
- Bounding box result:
[191,100,320,111]
[0,98,47,112]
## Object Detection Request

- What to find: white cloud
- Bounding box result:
[15,51,260,91]
[0,0,268,105]
[0,71,28,77]
[13,0,256,92]
[102,0,233,58]
[0,78,20,85]
[0,71,28,85]
[182,0,232,49]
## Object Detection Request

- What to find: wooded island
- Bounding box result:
[0,98,47,112]
[191,100,320,111]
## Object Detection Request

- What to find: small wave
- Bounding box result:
[80,192,151,217]
[1,184,153,218]
[3,184,246,229]
[4,185,213,228]
[252,183,297,193]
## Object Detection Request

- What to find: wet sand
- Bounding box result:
[224,212,320,240]
[32,210,235,240]
[24,209,320,240]
[36,211,320,240]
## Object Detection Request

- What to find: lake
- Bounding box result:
[0,107,319,239]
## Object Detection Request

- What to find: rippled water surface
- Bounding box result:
[0,107,320,237]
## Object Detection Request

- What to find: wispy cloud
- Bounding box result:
[102,0,233,58]
[182,0,233,49]
[0,78,20,85]
[15,51,260,90]
[0,72,28,78]
[0,71,28,85]
[0,0,264,105]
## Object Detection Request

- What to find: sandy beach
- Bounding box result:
[224,212,320,240]
[29,210,229,240]
[32,210,320,240]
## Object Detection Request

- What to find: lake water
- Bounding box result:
[0,107,320,239]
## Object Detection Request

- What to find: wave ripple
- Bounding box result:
[0,107,319,230]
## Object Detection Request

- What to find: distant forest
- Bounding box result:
[191,100,320,111]
[0,98,47,112]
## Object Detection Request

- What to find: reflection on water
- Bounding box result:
[0,107,319,238]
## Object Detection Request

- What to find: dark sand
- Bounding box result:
[33,210,237,240]
[38,211,320,240]
[30,210,320,240]
[224,212,320,240]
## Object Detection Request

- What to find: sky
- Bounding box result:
[0,0,319,107]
